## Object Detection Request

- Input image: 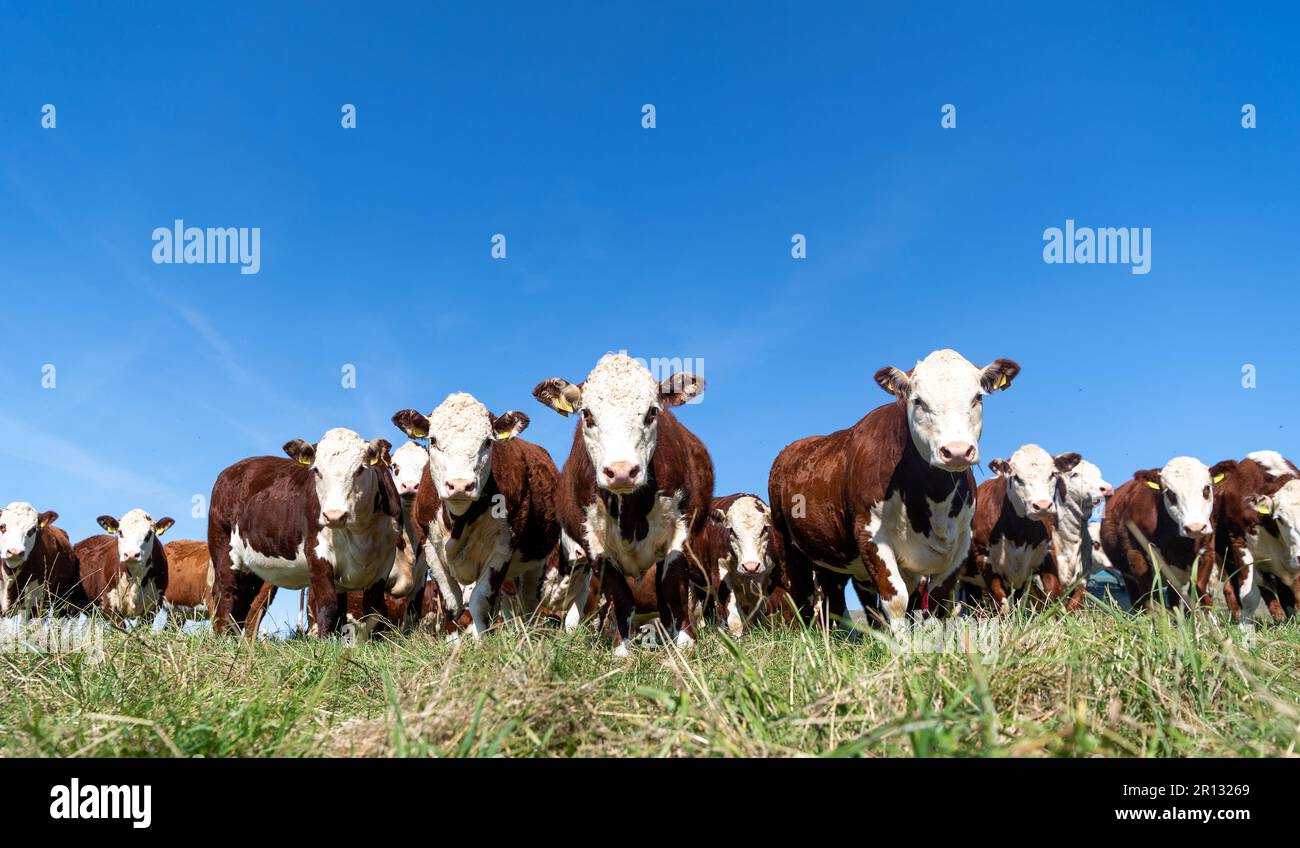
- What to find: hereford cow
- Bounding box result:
[391,441,429,500]
[964,446,1079,612]
[391,392,559,639]
[696,493,780,635]
[1100,456,1222,611]
[1212,450,1300,624]
[769,349,1020,631]
[1050,458,1112,610]
[76,509,174,622]
[162,539,213,626]
[0,503,83,619]
[208,428,413,636]
[533,352,713,655]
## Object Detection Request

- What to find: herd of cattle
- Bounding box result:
[3,349,1299,653]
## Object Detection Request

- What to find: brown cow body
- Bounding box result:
[1212,451,1300,623]
[76,524,172,622]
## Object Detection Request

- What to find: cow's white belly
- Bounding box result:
[423,512,511,587]
[1248,528,1300,582]
[988,538,1048,590]
[230,528,310,588]
[869,490,974,580]
[107,569,161,618]
[584,491,686,580]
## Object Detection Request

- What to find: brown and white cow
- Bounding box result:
[1050,459,1113,610]
[964,446,1079,612]
[534,352,713,655]
[1100,456,1222,611]
[695,493,780,635]
[390,440,429,501]
[207,427,412,636]
[1212,450,1300,624]
[391,392,559,639]
[769,349,1020,632]
[76,509,175,621]
[0,503,83,620]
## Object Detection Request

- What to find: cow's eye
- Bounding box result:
[1202,486,1211,499]
[0,525,5,533]
[27,527,37,537]
[481,438,492,451]
[913,398,930,413]
[313,467,322,477]
[970,396,982,408]
[1013,475,1023,485]
[392,465,400,474]
[581,409,595,427]
[644,407,658,425]
[429,437,439,449]
[1165,490,1177,505]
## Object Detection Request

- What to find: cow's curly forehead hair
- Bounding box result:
[1,502,38,526]
[1162,456,1210,486]
[727,496,770,533]
[911,348,977,389]
[582,352,658,410]
[1009,444,1053,476]
[316,428,368,465]
[429,392,492,440]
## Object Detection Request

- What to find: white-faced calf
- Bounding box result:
[696,494,778,635]
[1212,451,1300,623]
[75,509,175,621]
[0,503,82,619]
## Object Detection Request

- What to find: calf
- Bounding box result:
[391,392,559,639]
[162,539,213,626]
[0,503,83,619]
[1100,457,1222,611]
[769,349,1020,631]
[76,510,175,621]
[1050,458,1112,610]
[965,446,1079,612]
[208,428,411,636]
[695,493,779,635]
[534,352,713,655]
[390,440,429,500]
[1212,451,1300,624]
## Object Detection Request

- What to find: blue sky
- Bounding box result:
[2,2,1297,627]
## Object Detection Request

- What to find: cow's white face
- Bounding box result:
[391,441,429,497]
[533,352,704,495]
[1149,457,1216,539]
[284,428,387,529]
[0,502,44,567]
[713,496,772,578]
[1250,480,1300,569]
[989,445,1059,520]
[875,349,1019,472]
[391,394,529,516]
[1060,459,1113,514]
[1087,521,1113,571]
[97,508,173,567]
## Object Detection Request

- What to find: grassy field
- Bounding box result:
[2,605,1299,757]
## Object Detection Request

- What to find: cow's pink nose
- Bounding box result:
[323,509,350,526]
[938,443,977,466]
[3,548,22,559]
[740,560,762,574]
[399,481,418,494]
[445,479,476,498]
[602,462,641,488]
[1100,484,1114,497]
[121,550,142,562]
[1031,499,1053,513]
[1184,522,1208,537]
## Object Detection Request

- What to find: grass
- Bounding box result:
[2,604,1300,757]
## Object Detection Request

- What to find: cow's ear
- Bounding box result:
[37,511,58,528]
[368,439,393,466]
[1054,452,1083,473]
[709,508,727,526]
[154,517,175,536]
[97,515,120,535]
[980,359,1021,393]
[391,410,431,440]
[874,366,911,398]
[659,373,705,407]
[1210,460,1235,486]
[491,411,530,441]
[1134,469,1162,490]
[533,378,582,416]
[988,458,1010,476]
[283,439,316,466]
[1246,494,1273,516]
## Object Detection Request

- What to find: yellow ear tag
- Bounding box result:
[556,398,574,414]
[369,457,379,465]
[495,431,513,440]
[1256,502,1273,516]
[996,375,1007,389]
[296,457,312,466]
[1213,473,1226,484]
[1146,480,1161,490]
[411,429,427,439]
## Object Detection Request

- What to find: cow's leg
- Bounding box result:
[719,580,744,636]
[307,554,340,637]
[514,562,543,620]
[1194,548,1215,613]
[209,523,239,633]
[1121,545,1156,611]
[986,574,1009,615]
[657,552,695,648]
[466,557,510,639]
[599,559,637,656]
[1064,583,1086,612]
[781,543,817,625]
[810,568,847,629]
[564,565,591,632]
[1038,566,1062,608]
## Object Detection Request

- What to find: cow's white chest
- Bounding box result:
[1248,527,1299,580]
[230,528,309,588]
[315,518,401,592]
[584,491,686,579]
[988,538,1048,590]
[107,569,160,618]
[867,489,974,579]
[424,512,511,587]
